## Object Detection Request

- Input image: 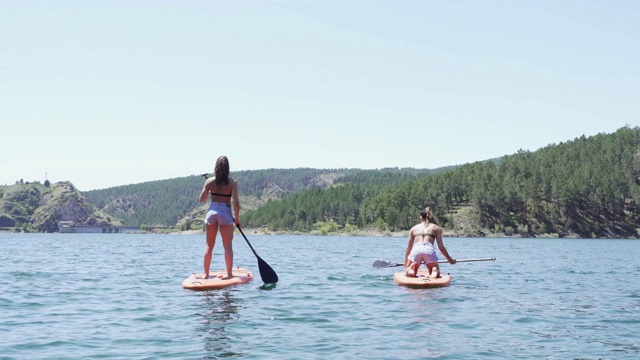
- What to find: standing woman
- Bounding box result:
[199,155,241,279]
[404,206,456,278]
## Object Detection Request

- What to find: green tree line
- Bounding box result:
[244,126,640,238]
[84,168,372,227]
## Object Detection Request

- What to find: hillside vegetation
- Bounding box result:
[244,126,640,238]
[0,181,121,232]
[83,168,351,228]
[83,167,442,229]
[4,127,637,238]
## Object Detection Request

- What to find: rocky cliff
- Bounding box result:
[0,181,123,233]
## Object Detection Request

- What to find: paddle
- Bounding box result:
[236,225,279,284]
[200,173,278,284]
[372,257,496,268]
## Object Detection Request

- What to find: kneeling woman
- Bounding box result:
[404,207,456,278]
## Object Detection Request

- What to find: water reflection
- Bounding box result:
[259,283,277,291]
[196,290,244,358]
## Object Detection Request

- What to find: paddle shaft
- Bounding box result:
[377,257,496,268]
[443,257,495,263]
[236,225,258,257]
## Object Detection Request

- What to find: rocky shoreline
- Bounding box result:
[171,228,579,238]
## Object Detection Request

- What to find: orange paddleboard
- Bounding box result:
[182,268,253,291]
[394,269,451,289]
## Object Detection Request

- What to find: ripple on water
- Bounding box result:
[1,234,640,359]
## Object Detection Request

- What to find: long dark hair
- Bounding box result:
[214,156,230,187]
[420,206,440,226]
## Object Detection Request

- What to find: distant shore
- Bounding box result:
[0,227,600,238]
[171,228,408,237]
[171,228,579,238]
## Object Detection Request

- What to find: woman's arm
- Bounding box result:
[232,179,241,226]
[435,227,456,264]
[404,228,415,267]
[199,179,210,204]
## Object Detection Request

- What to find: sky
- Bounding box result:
[1,1,638,191]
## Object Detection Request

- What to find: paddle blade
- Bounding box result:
[257,256,279,284]
[236,225,279,284]
[372,260,404,268]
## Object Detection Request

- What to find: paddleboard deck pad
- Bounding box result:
[394,269,451,288]
[182,268,253,290]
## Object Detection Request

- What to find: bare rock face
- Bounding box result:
[262,182,286,198]
[26,181,123,232]
[55,194,91,223]
[31,186,87,232]
[306,172,341,188]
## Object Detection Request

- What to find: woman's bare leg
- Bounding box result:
[220,224,234,278]
[405,262,419,277]
[203,224,218,279]
[427,263,440,278]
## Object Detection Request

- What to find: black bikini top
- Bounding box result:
[418,224,436,239]
[417,232,436,239]
[211,192,231,199]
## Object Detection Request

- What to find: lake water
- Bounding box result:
[1,233,639,359]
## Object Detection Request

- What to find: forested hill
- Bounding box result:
[83,167,444,228]
[5,128,637,237]
[243,126,640,238]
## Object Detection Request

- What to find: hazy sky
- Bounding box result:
[1,1,638,191]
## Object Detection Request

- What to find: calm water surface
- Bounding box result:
[1,233,639,359]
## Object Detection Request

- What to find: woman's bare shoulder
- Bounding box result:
[426,223,441,232]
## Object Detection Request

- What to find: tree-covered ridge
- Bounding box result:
[335,166,456,186]
[243,184,379,232]
[244,127,640,238]
[84,176,203,228]
[233,168,357,196]
[84,168,365,227]
[239,166,449,232]
[7,127,635,237]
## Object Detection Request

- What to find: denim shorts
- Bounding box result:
[408,242,439,264]
[204,202,234,226]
